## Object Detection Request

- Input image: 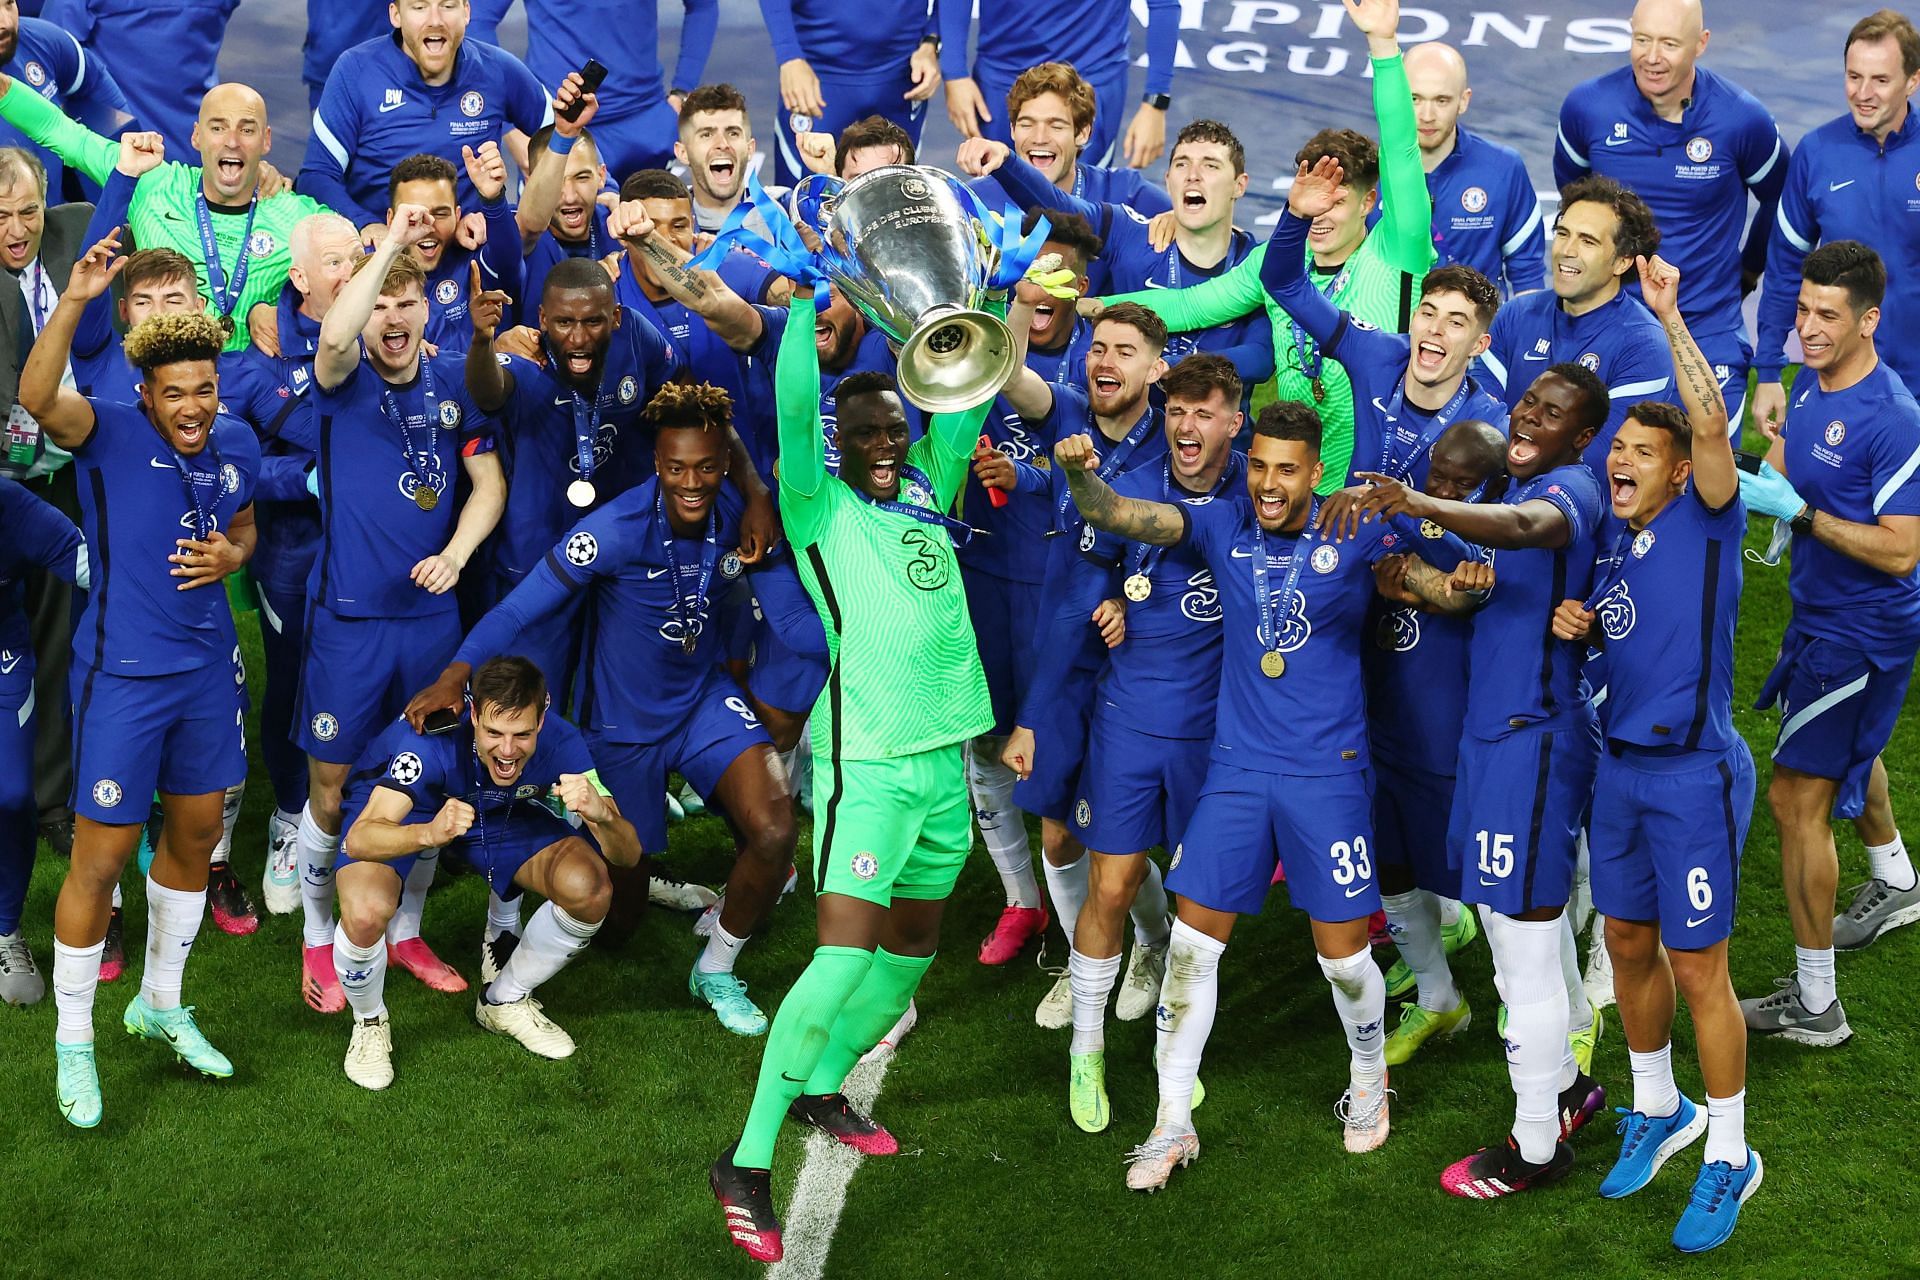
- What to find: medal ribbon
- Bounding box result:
[196,190,260,320]
[377,351,441,502]
[1250,496,1319,657]
[656,486,720,648]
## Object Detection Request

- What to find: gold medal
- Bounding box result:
[1260,649,1286,678]
[414,485,438,512]
[1123,573,1152,602]
[1311,377,1326,403]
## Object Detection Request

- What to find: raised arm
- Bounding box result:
[515,75,596,249]
[465,260,515,411]
[1259,169,1347,348]
[0,70,117,185]
[315,205,432,390]
[70,149,147,360]
[1097,245,1267,334]
[774,290,828,502]
[1056,432,1185,547]
[610,201,764,351]
[1352,470,1574,550]
[1350,0,1432,276]
[344,783,473,862]
[1638,254,1735,511]
[19,229,126,448]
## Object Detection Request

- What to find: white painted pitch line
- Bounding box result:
[767,1052,891,1280]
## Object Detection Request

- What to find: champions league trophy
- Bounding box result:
[790,166,1025,414]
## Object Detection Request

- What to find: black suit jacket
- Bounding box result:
[0,199,95,415]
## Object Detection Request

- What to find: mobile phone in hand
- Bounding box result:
[559,59,608,122]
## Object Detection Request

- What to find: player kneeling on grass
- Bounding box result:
[1550,256,1760,1254]
[333,656,639,1089]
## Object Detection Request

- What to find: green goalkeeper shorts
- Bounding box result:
[814,744,971,907]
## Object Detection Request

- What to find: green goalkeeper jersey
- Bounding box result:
[1102,52,1435,491]
[0,81,325,353]
[774,296,996,761]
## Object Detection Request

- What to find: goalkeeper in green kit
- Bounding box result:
[710,273,1020,1263]
[0,71,323,351]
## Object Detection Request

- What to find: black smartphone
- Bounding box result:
[558,59,608,122]
[1734,449,1768,475]
[423,708,461,736]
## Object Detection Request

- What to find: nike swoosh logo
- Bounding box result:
[1686,913,1715,928]
[1479,877,1501,886]
[647,567,670,579]
[379,99,405,114]
[1522,351,1549,361]
[553,397,572,406]
[1829,179,1856,192]
[1142,279,1169,289]
[149,457,175,468]
[1604,136,1630,147]
[1371,397,1391,415]
[0,652,19,674]
[1229,547,1254,558]
[1344,885,1368,897]
[781,1072,807,1084]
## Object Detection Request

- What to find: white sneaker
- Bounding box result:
[262,810,301,915]
[1124,1124,1199,1192]
[475,994,576,1059]
[1115,939,1168,1022]
[344,1013,394,1090]
[1585,916,1616,1011]
[648,870,719,913]
[858,999,918,1066]
[0,932,45,1006]
[1035,972,1074,1029]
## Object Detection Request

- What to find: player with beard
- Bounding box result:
[1551,255,1760,1253]
[0,73,325,350]
[1555,0,1786,423]
[761,0,941,187]
[1404,42,1544,296]
[1481,175,1673,463]
[219,212,364,916]
[1057,399,1482,1188]
[1359,420,1506,1065]
[961,119,1272,394]
[0,1,138,201]
[302,0,552,243]
[513,73,608,329]
[940,0,1180,172]
[1031,354,1243,1132]
[1262,157,1509,485]
[1096,0,1431,490]
[709,282,1017,1264]
[21,270,258,1126]
[1343,364,1612,1198]
[963,213,1101,961]
[373,149,520,353]
[412,387,818,1035]
[293,207,506,1016]
[333,655,641,1087]
[997,301,1171,1026]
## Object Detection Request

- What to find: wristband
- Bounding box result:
[547,132,578,156]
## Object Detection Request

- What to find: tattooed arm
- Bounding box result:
[1056,432,1186,546]
[607,200,767,352]
[1398,555,1490,616]
[1638,254,1736,511]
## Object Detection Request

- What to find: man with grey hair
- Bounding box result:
[217,209,363,914]
[1404,41,1544,297]
[0,141,98,868]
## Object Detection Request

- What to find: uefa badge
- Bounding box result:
[1461,186,1488,213]
[719,551,743,579]
[389,752,424,785]
[311,712,339,742]
[1825,420,1847,446]
[1419,519,1445,540]
[850,851,879,881]
[1632,529,1656,559]
[565,531,599,566]
[1079,523,1097,552]
[460,91,485,118]
[1686,136,1713,163]
[1074,799,1091,828]
[436,278,459,305]
[91,779,122,809]
[1311,544,1339,574]
[619,374,638,404]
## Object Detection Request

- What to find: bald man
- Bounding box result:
[1554,0,1787,422]
[1406,42,1544,297]
[0,75,327,351]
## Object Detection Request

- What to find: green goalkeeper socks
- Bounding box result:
[804,948,934,1095]
[735,945,874,1169]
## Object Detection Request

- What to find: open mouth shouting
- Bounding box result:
[1413,337,1448,375]
[1173,429,1203,471]
[415,235,443,266]
[1180,187,1208,213]
[1609,466,1638,512]
[421,30,450,63]
[215,153,247,190]
[379,326,412,358]
[1507,425,1540,473]
[173,414,209,453]
[1089,370,1124,403]
[866,451,900,497]
[706,153,738,190]
[485,749,522,786]
[1,234,30,269]
[1255,490,1288,526]
[1022,146,1059,177]
[556,201,589,235]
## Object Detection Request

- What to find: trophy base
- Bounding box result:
[896,306,1017,415]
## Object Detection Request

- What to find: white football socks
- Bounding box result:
[1628,1042,1680,1119]
[333,929,388,1021]
[1130,858,1171,948]
[486,890,521,942]
[297,803,340,948]
[1795,944,1837,1012]
[1153,919,1223,1133]
[968,745,1040,909]
[1705,1090,1748,1167]
[139,877,204,1012]
[1317,946,1387,1091]
[1484,910,1568,1164]
[486,903,598,1004]
[1866,834,1916,891]
[111,881,122,910]
[52,938,104,1044]
[1042,853,1088,950]
[1068,947,1122,1055]
[1381,889,1459,1012]
[385,851,437,945]
[1561,912,1593,1034]
[210,780,244,863]
[698,920,747,975]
